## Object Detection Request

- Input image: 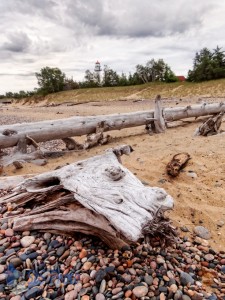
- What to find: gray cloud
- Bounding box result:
[2,32,31,53]
[0,0,224,93]
[0,72,34,77]
[65,0,214,38]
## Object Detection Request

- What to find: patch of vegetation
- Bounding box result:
[188,46,225,82]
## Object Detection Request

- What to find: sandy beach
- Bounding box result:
[1,97,225,251]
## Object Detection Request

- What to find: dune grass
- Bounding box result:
[31,79,225,104]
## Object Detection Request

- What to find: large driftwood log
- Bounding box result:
[0,102,225,149]
[0,145,174,249]
[195,111,224,136]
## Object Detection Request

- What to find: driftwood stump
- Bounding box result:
[154,95,166,133]
[0,145,174,249]
[195,112,224,136]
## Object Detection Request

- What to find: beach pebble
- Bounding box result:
[194,226,211,240]
[20,236,35,248]
[132,286,148,297]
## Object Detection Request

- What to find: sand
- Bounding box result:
[1,98,225,251]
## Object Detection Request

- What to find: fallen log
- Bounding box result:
[195,111,224,136]
[0,145,174,249]
[0,102,225,149]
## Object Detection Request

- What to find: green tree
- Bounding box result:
[118,72,129,86]
[82,69,99,88]
[35,67,66,95]
[63,78,80,90]
[187,46,225,82]
[164,66,178,83]
[102,65,119,87]
[5,92,14,98]
[136,59,176,83]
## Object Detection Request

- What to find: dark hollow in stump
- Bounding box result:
[0,145,174,249]
[166,153,191,177]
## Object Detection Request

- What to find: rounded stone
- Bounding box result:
[81,273,90,284]
[156,256,165,264]
[56,246,66,257]
[160,293,166,300]
[0,273,7,282]
[170,284,178,293]
[9,257,23,268]
[182,296,191,300]
[180,272,194,286]
[0,265,4,274]
[144,274,153,285]
[205,254,214,262]
[95,293,105,300]
[150,261,157,269]
[194,226,211,240]
[112,287,122,295]
[132,286,148,298]
[79,248,87,259]
[5,228,14,237]
[10,296,21,300]
[125,290,132,298]
[65,290,78,300]
[22,231,30,236]
[20,236,35,248]
[82,261,92,271]
[67,284,75,292]
[99,279,106,293]
[174,290,183,300]
[43,232,51,240]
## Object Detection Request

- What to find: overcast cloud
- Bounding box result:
[0,0,224,93]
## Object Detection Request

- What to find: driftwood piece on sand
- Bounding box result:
[83,121,111,149]
[167,153,191,177]
[0,145,174,249]
[195,112,224,136]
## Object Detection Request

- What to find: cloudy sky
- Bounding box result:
[0,0,225,94]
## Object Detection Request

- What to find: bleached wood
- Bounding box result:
[0,111,154,149]
[154,95,166,133]
[0,174,34,190]
[0,145,174,248]
[195,111,225,136]
[0,150,44,168]
[0,102,224,149]
[164,102,225,121]
[83,121,110,149]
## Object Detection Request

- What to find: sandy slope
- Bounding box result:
[1,98,225,251]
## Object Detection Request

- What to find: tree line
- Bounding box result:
[187,46,225,82]
[0,59,178,99]
[1,46,225,99]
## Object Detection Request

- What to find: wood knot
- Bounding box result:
[2,129,17,136]
[105,166,125,181]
